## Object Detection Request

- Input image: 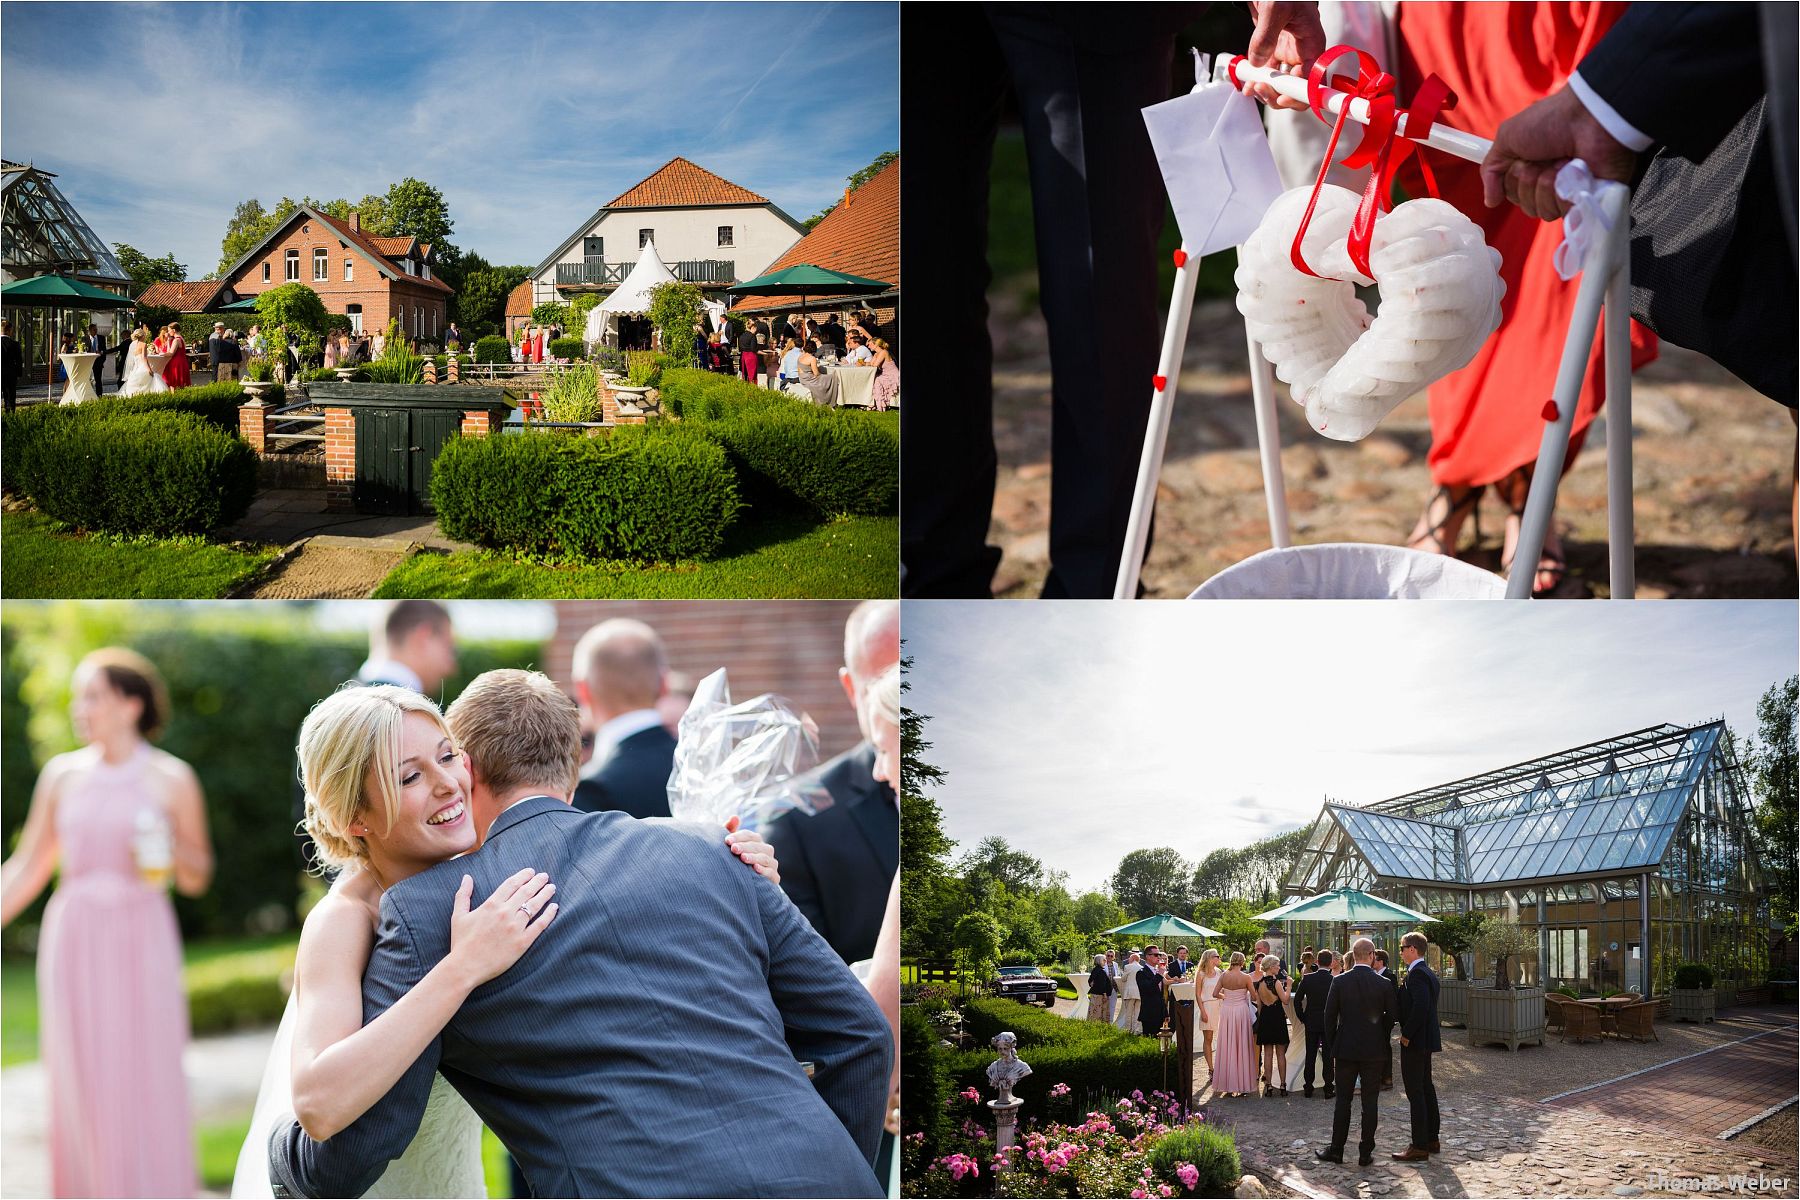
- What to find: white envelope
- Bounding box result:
[1143,76,1287,259]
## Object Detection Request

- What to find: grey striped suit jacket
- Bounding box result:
[268,796,890,1198]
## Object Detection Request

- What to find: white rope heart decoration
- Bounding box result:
[1235,185,1505,442]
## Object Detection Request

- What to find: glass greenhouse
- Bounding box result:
[1280,722,1767,996]
[3,161,132,375]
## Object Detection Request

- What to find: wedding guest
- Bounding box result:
[161,324,191,389]
[445,322,463,351]
[1086,954,1114,1023]
[0,320,18,411]
[208,323,230,381]
[795,340,834,405]
[736,321,760,383]
[1295,949,1336,1099]
[53,333,75,383]
[768,600,900,963]
[844,333,874,365]
[570,618,675,820]
[1115,950,1143,1033]
[1374,948,1400,1090]
[1254,937,1288,981]
[83,325,105,385]
[1254,953,1291,1097]
[1196,948,1223,1076]
[869,338,899,411]
[1136,948,1168,1038]
[1211,951,1259,1097]
[323,332,340,370]
[1317,939,1397,1167]
[1392,932,1442,1161]
[0,648,213,1197]
[779,336,802,387]
[359,601,458,695]
[822,315,847,353]
[655,670,697,739]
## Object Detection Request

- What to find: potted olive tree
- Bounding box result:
[1670,961,1716,1023]
[1467,919,1545,1051]
[1430,910,1487,1028]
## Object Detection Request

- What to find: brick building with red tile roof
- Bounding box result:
[504,279,534,339]
[134,279,234,314]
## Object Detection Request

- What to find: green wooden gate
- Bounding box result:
[309,383,514,517]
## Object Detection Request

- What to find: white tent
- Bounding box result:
[586,239,677,347]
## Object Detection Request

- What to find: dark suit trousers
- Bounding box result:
[1400,1045,1439,1150]
[900,7,1175,598]
[1329,1058,1385,1158]
[1303,1028,1334,1091]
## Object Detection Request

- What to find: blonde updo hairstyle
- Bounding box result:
[297,684,454,873]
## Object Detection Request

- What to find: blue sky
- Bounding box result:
[904,601,1798,893]
[1,2,897,276]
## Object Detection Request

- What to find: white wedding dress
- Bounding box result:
[229,995,487,1199]
[119,342,167,396]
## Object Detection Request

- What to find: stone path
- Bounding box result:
[242,535,416,599]
[219,488,460,551]
[1543,1024,1799,1152]
[987,294,1797,599]
[0,1026,276,1199]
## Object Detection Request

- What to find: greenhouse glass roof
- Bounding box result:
[2,162,129,284]
[1285,723,1736,890]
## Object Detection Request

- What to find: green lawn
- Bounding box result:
[1,512,278,599]
[198,1117,252,1190]
[374,512,898,599]
[2,956,37,1066]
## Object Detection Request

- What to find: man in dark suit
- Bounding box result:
[267,670,889,1199]
[1294,949,1336,1098]
[570,617,676,820]
[83,324,105,386]
[770,601,899,963]
[1137,948,1169,1039]
[1482,2,1797,410]
[1317,939,1397,1167]
[1373,949,1400,1090]
[1,319,21,411]
[1392,931,1442,1162]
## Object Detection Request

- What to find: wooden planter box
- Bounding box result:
[1438,977,1470,1027]
[1467,986,1545,1051]
[1671,988,1716,1023]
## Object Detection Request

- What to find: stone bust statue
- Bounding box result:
[986,1031,1032,1104]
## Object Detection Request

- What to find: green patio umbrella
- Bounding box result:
[1253,888,1436,961]
[724,263,892,327]
[1103,912,1224,955]
[221,296,260,311]
[2,274,134,391]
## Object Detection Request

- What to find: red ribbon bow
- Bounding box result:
[1244,45,1457,281]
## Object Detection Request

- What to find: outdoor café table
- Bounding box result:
[1578,996,1635,1036]
[57,352,99,405]
[146,351,170,384]
[833,364,876,408]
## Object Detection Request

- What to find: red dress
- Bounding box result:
[1395,2,1657,488]
[159,335,192,390]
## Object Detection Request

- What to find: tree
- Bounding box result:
[531,301,569,328]
[646,280,705,364]
[1749,675,1798,933]
[900,654,955,958]
[804,150,898,228]
[952,910,1003,982]
[1192,897,1268,949]
[1072,891,1125,936]
[384,178,455,248]
[456,264,530,339]
[957,836,1043,895]
[1190,827,1311,904]
[217,198,279,274]
[112,244,185,290]
[1472,919,1538,991]
[255,283,330,366]
[1426,910,1488,980]
[1110,847,1193,918]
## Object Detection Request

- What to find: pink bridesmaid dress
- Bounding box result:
[38,745,196,1198]
[1210,974,1260,1095]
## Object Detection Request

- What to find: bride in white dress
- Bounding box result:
[231,685,781,1199]
[119,329,168,397]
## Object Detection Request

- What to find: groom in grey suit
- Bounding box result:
[268,669,890,1199]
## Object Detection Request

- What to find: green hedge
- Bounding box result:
[658,369,899,515]
[549,336,584,359]
[1146,1125,1243,1197]
[960,996,1138,1050]
[0,611,545,939]
[902,1006,950,1160]
[80,381,248,432]
[431,425,740,563]
[946,995,1165,1113]
[7,410,256,536]
[473,335,510,365]
[178,314,255,346]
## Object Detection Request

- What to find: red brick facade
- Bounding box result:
[223,208,454,342]
[323,407,357,506]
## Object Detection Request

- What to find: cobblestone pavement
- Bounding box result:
[242,535,415,599]
[986,296,1796,599]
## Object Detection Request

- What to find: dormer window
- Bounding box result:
[422,263,431,281]
[404,258,416,275]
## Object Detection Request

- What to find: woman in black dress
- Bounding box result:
[1252,954,1290,1096]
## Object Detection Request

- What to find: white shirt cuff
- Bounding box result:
[1568,71,1654,153]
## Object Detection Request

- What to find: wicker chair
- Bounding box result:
[1544,994,1568,1032]
[1561,1001,1604,1043]
[1612,1000,1659,1043]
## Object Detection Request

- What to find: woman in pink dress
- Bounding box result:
[868,339,900,411]
[1210,950,1260,1097]
[0,648,213,1198]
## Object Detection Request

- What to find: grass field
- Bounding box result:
[375,513,898,599]
[1,512,278,599]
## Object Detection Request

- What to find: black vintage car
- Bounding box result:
[990,965,1058,1006]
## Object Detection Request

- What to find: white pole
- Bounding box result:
[1603,207,1635,598]
[1506,185,1629,598]
[1246,322,1292,547]
[1115,243,1202,598]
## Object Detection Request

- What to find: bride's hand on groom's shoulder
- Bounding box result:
[721,816,782,886]
[446,869,560,989]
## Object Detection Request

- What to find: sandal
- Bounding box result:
[1497,469,1568,596]
[1406,484,1484,557]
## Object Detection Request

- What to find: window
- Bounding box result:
[422,262,431,281]
[404,258,415,276]
[717,226,734,247]
[344,259,353,282]
[262,262,271,283]
[431,308,438,336]
[583,235,604,258]
[346,304,362,334]
[284,249,299,281]
[639,229,654,249]
[313,248,328,281]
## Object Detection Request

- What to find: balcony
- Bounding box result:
[554,257,736,288]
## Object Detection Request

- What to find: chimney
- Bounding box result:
[349,212,361,232]
[843,187,852,208]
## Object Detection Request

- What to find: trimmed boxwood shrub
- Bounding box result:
[10,410,257,536]
[81,381,248,432]
[178,313,255,346]
[901,1006,950,1161]
[549,336,585,359]
[1673,961,1716,990]
[431,424,740,562]
[1146,1124,1243,1197]
[941,1033,1163,1115]
[472,335,511,365]
[960,996,1137,1050]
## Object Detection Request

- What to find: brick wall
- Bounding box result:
[323,407,356,508]
[545,601,863,756]
[225,217,448,337]
[237,403,265,453]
